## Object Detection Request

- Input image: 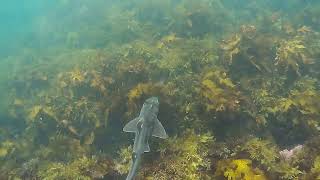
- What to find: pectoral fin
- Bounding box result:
[123,117,140,133]
[152,118,168,139]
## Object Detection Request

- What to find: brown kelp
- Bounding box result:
[0,0,319,179]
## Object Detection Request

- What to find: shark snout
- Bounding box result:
[146,97,159,105]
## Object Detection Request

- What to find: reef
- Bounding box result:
[0,0,320,179]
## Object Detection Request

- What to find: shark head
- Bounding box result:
[145,96,159,105]
[143,97,159,114]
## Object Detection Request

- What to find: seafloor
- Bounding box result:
[0,0,319,179]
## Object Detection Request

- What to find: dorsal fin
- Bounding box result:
[152,118,168,139]
[123,117,140,133]
[144,142,150,152]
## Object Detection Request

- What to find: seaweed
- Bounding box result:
[199,69,240,112]
[141,129,214,179]
[310,156,320,179]
[0,0,320,179]
[215,159,267,180]
[37,156,113,180]
[114,145,133,175]
[242,138,278,171]
[275,36,311,76]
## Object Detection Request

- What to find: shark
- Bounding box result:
[123,97,168,180]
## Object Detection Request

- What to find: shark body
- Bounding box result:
[123,97,168,180]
